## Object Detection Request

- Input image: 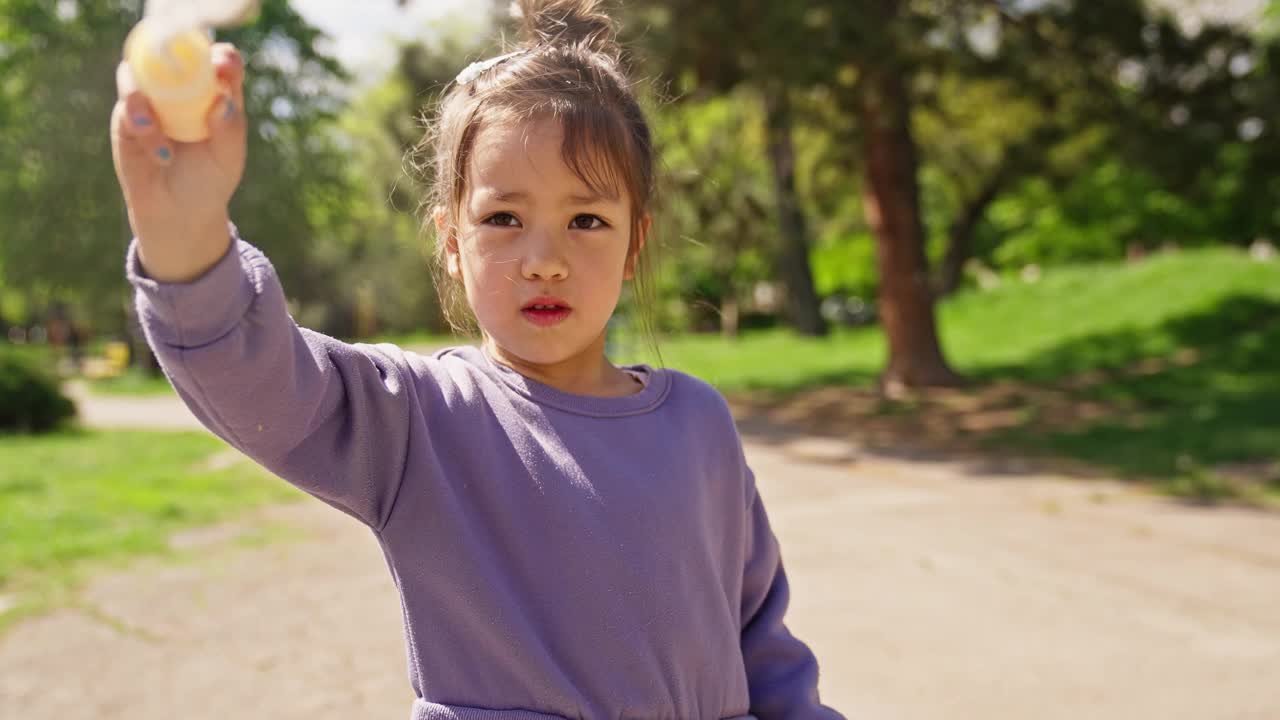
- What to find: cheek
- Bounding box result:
[457,238,506,280]
[582,249,629,300]
[458,251,521,318]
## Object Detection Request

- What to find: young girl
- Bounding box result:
[110,1,845,718]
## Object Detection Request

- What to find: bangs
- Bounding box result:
[542,100,637,204]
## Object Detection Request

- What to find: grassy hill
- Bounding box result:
[644,247,1280,500]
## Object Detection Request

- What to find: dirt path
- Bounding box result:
[5,390,1279,718]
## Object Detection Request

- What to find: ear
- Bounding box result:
[624,214,652,281]
[435,207,463,281]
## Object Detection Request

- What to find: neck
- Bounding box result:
[485,332,639,398]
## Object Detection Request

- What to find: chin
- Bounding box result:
[490,334,579,366]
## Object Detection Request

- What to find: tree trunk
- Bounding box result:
[720,296,740,337]
[857,63,962,391]
[939,171,1005,296]
[763,88,827,337]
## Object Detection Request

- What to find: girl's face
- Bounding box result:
[445,117,644,371]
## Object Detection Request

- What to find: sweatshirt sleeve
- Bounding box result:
[126,226,414,530]
[741,468,847,719]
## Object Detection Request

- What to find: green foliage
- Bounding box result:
[0,0,353,336]
[0,347,75,433]
[810,231,878,298]
[977,143,1271,273]
[980,163,1195,268]
[650,91,776,329]
[4,0,1278,351]
[0,0,138,331]
[297,70,443,336]
[326,20,494,336]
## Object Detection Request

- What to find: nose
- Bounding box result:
[520,226,569,282]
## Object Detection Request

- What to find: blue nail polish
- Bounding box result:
[133,115,152,127]
[157,147,171,161]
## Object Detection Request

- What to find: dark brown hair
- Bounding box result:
[411,0,659,356]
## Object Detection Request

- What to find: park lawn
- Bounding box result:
[633,247,1280,500]
[360,330,475,353]
[0,430,301,633]
[638,247,1280,384]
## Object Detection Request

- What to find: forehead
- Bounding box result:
[466,116,622,202]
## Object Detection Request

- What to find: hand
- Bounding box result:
[110,42,247,282]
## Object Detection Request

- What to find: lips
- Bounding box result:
[521,295,571,311]
[521,295,572,327]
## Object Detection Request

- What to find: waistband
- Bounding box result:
[410,698,756,720]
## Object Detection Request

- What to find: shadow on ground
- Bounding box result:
[729,294,1280,503]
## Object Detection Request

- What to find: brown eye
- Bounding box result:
[570,214,605,230]
[486,212,519,227]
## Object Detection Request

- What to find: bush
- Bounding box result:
[0,349,76,432]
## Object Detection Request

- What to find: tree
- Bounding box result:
[837,0,1280,385]
[654,92,775,335]
[843,1,961,387]
[627,0,829,337]
[392,0,1280,389]
[0,0,351,341]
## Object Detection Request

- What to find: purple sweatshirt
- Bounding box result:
[127,230,845,720]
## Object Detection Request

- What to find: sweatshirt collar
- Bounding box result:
[443,345,672,418]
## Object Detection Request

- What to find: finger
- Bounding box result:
[115,61,153,139]
[211,43,245,109]
[114,61,173,165]
[207,44,247,168]
[205,87,244,151]
[210,43,245,131]
[110,99,161,205]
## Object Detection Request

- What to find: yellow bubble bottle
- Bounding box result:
[124,19,219,143]
[123,2,260,143]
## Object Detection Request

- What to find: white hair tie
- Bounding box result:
[455,50,528,85]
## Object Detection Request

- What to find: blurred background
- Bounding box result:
[2,1,1279,718]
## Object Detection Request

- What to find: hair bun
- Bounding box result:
[515,0,617,56]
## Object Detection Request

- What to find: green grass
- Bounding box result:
[622,247,1280,497]
[360,331,473,352]
[951,250,1280,490]
[627,247,1280,384]
[619,327,884,392]
[0,430,300,632]
[939,248,1280,379]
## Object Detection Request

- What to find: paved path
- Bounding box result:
[4,388,1279,718]
[63,380,206,431]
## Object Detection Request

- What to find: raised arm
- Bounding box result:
[127,230,416,529]
[113,43,417,529]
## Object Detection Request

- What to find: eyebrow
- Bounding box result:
[484,189,618,205]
